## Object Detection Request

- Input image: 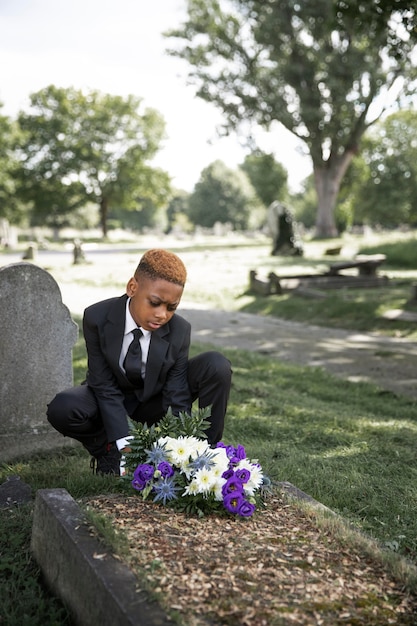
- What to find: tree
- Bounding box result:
[239,150,288,207]
[166,0,417,237]
[188,160,263,229]
[0,106,26,225]
[290,175,319,231]
[166,190,193,234]
[345,109,417,227]
[17,85,171,237]
[336,0,417,56]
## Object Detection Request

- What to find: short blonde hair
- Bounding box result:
[135,249,187,286]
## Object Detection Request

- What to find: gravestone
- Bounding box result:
[267,201,304,257]
[72,238,86,265]
[0,263,78,462]
[0,475,32,508]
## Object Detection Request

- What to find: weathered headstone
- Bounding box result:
[22,243,36,260]
[267,201,304,256]
[0,475,32,508]
[72,238,86,265]
[0,262,78,462]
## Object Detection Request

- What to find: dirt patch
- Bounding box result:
[87,491,417,626]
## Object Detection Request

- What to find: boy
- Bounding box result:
[47,249,232,475]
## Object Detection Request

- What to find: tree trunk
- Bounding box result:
[100,197,108,238]
[313,151,354,238]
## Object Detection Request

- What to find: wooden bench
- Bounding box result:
[325,254,386,277]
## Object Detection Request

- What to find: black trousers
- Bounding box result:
[47,351,232,457]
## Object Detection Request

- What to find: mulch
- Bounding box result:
[86,491,417,625]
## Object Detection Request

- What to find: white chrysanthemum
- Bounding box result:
[183,436,205,458]
[210,447,230,473]
[193,438,211,457]
[236,458,264,495]
[212,477,227,501]
[183,479,200,497]
[157,436,174,449]
[158,436,196,469]
[193,467,217,494]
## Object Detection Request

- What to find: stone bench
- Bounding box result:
[325,254,386,277]
[249,253,389,296]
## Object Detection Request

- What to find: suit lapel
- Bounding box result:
[103,295,128,376]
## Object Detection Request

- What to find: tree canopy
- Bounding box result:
[17,86,171,236]
[166,0,417,237]
[342,109,417,227]
[239,150,288,208]
[0,106,24,224]
[188,159,263,229]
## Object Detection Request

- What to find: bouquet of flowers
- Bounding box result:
[123,408,267,518]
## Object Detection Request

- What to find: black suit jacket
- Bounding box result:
[83,294,192,442]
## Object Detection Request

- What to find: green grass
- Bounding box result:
[0,506,71,626]
[239,281,417,337]
[2,232,417,623]
[359,234,417,269]
[221,345,417,558]
[233,232,417,339]
[2,341,417,623]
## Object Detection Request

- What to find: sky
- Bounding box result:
[0,0,312,192]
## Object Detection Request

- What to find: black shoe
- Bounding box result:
[92,442,121,476]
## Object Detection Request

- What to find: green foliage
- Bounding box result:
[165,189,193,233]
[123,406,212,476]
[3,334,417,621]
[17,85,171,237]
[5,237,417,622]
[239,150,288,207]
[84,507,130,558]
[290,175,318,228]
[335,1,417,56]
[350,110,417,227]
[241,277,416,337]
[0,107,27,225]
[187,159,264,229]
[224,346,417,559]
[166,0,417,236]
[109,199,169,232]
[359,236,417,269]
[0,505,72,625]
[157,406,212,438]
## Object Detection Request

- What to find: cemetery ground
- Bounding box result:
[2,231,417,624]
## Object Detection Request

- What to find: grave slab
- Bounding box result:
[31,488,171,626]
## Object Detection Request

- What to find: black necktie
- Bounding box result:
[123,328,143,387]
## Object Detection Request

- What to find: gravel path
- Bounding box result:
[57,281,417,402]
[179,306,417,401]
[3,243,417,403]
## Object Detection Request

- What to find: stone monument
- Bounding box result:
[0,263,78,462]
[267,201,304,256]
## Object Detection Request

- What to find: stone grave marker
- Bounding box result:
[0,262,78,462]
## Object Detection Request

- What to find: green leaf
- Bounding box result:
[123,406,213,477]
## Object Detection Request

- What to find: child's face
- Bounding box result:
[126,276,184,331]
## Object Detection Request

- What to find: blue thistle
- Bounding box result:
[145,442,168,465]
[189,450,216,472]
[153,476,180,505]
